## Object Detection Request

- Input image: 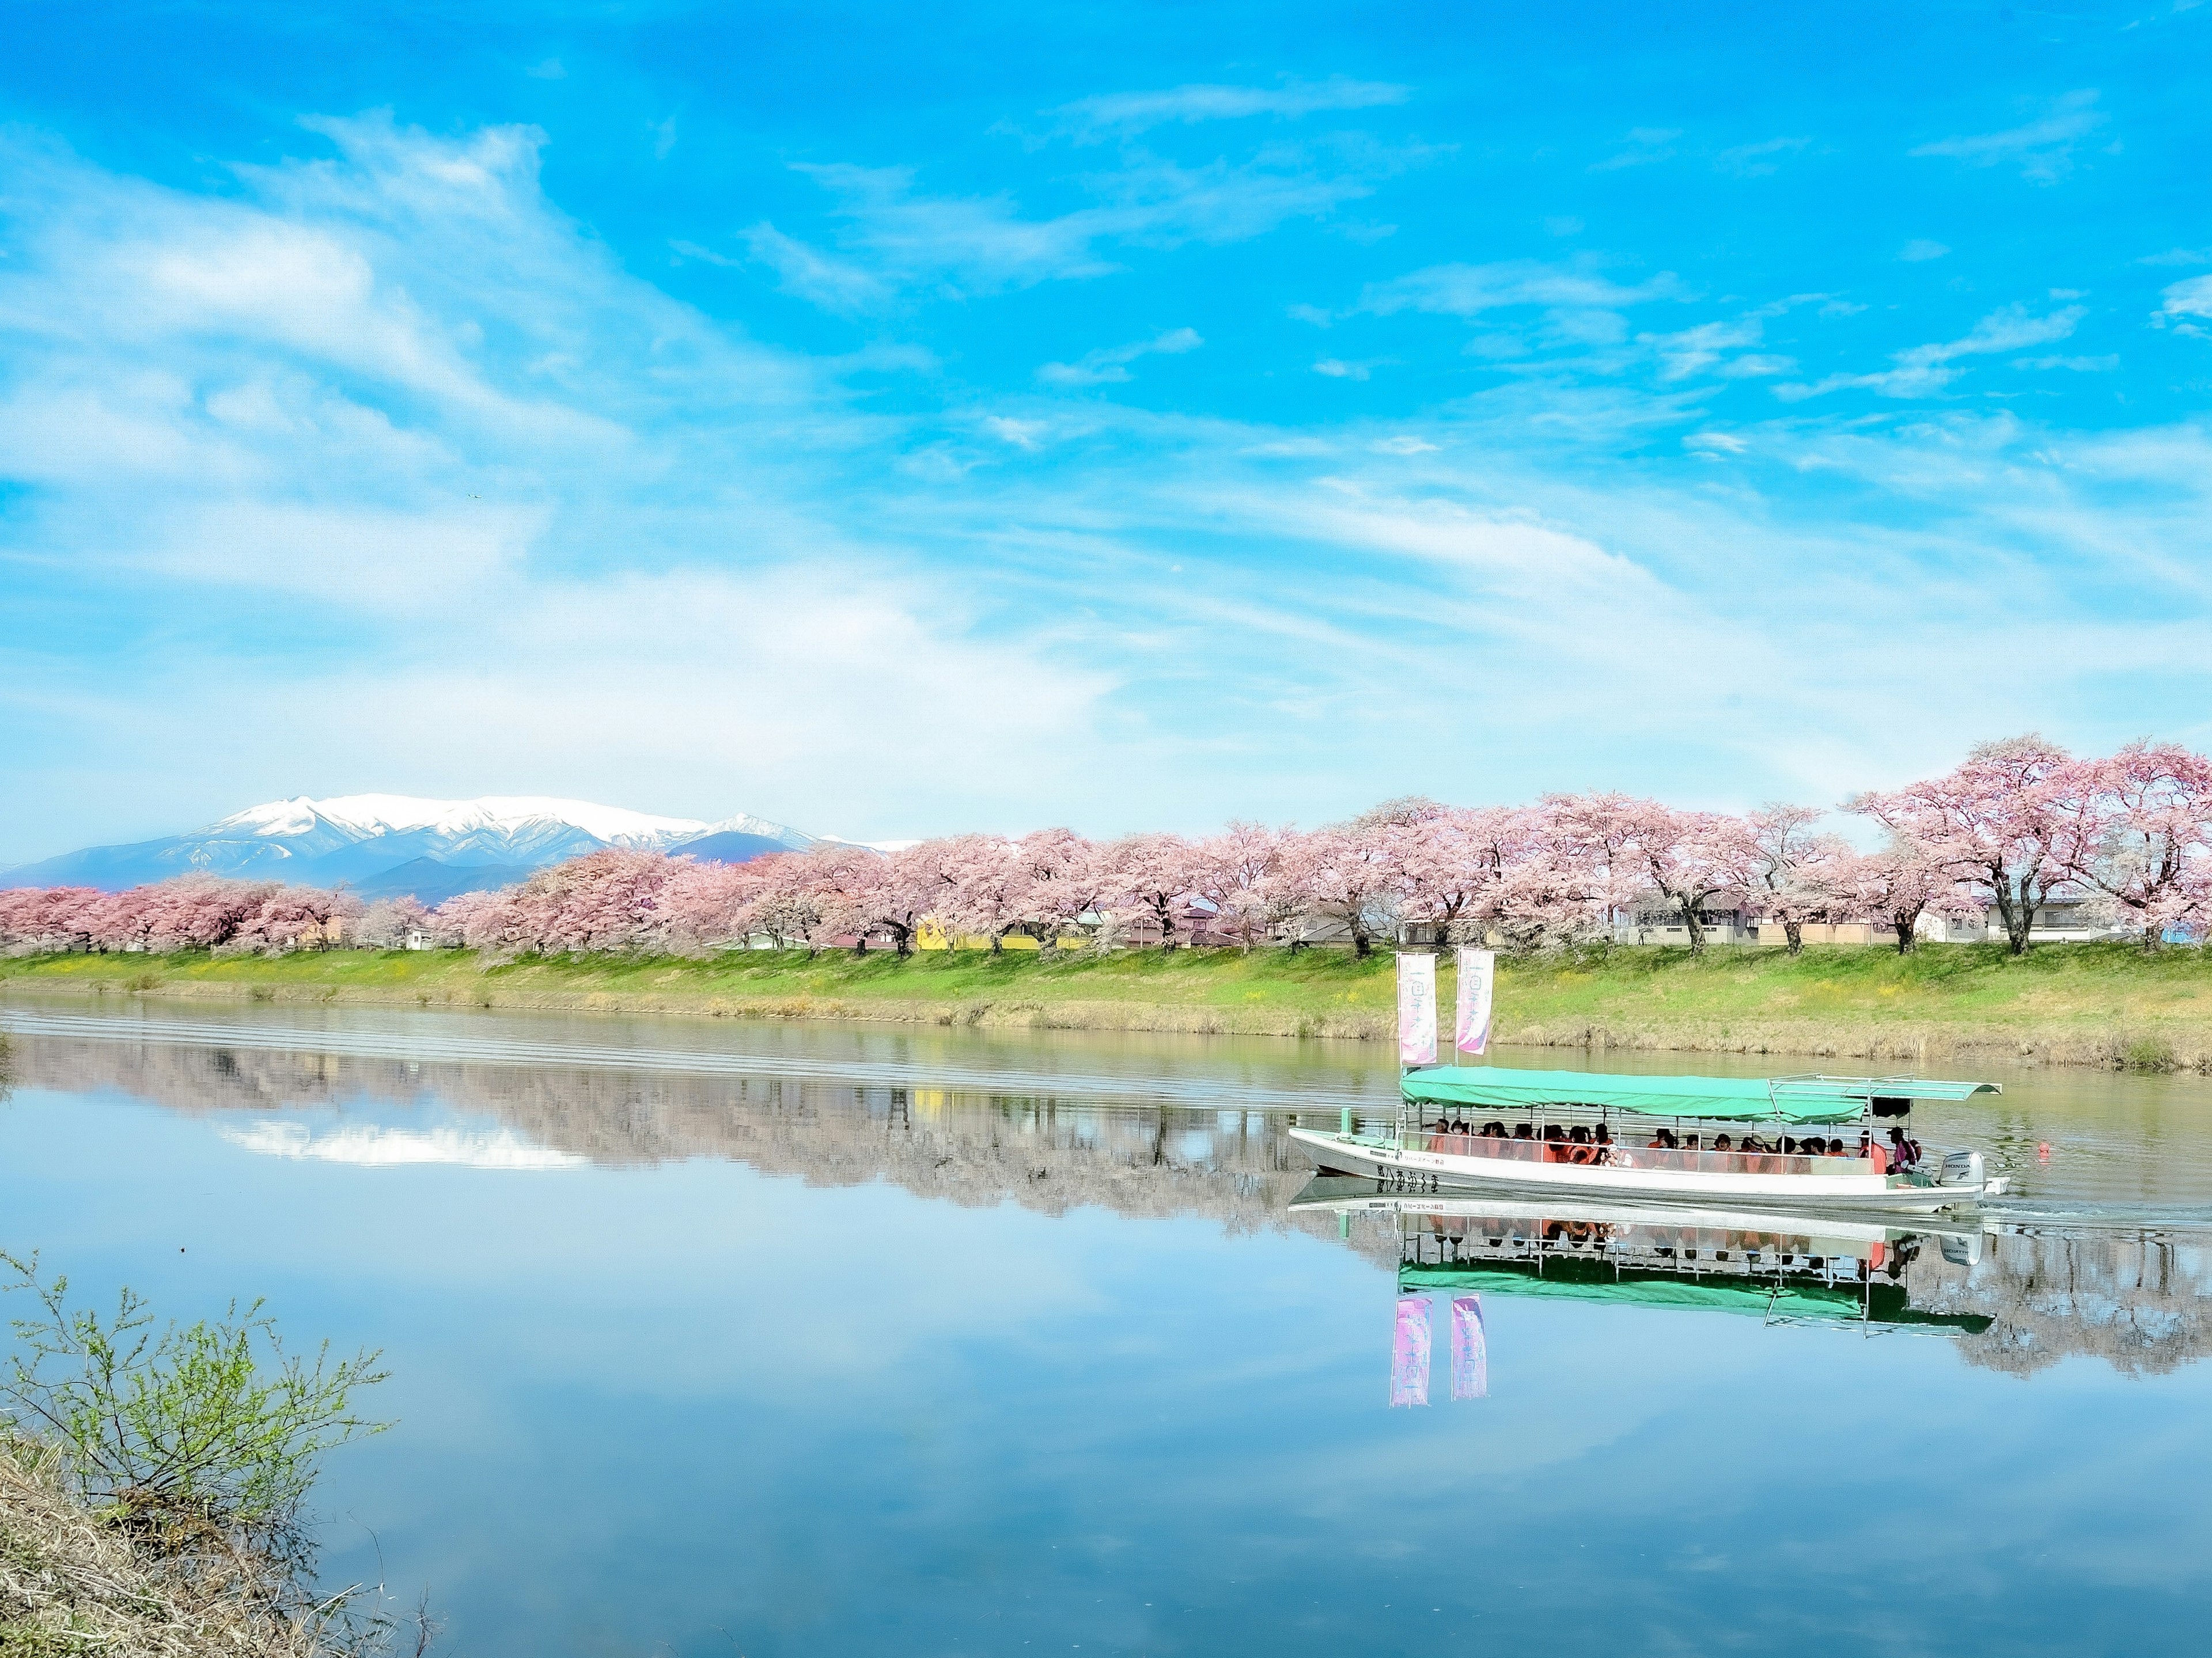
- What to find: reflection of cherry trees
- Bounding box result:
[6,737,2210,957]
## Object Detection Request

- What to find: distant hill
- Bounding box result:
[3,794,825,895]
[350,858,539,905]
[672,829,798,865]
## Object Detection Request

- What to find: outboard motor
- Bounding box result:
[1937,1149,1983,1189]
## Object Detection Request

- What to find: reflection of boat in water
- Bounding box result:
[1287,1067,2010,1213]
[1293,1175,1996,1335]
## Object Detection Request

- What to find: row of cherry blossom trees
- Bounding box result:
[6,737,2209,961]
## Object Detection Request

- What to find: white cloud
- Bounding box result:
[1714,136,1809,177]
[1775,303,2085,400]
[1638,318,1776,381]
[1591,128,1680,172]
[732,221,893,313]
[786,146,1390,298]
[1910,89,2105,183]
[1037,325,1202,386]
[1047,78,1408,141]
[1900,238,1950,262]
[1313,358,1371,380]
[1360,258,1682,319]
[2154,274,2212,330]
[981,415,1050,448]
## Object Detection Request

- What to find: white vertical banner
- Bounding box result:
[1396,951,1438,1067]
[1455,947,1496,1056]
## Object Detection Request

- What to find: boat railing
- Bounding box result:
[1414,1130,1872,1181]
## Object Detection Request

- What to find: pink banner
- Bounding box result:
[1455,947,1495,1056]
[1450,1295,1488,1399]
[1396,951,1437,1067]
[1390,1295,1432,1407]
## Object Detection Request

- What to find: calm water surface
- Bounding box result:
[2,997,2208,1656]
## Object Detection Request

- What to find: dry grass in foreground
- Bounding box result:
[0,1433,388,1657]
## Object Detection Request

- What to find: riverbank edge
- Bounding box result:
[5,961,2210,1072]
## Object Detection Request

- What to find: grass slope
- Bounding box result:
[5,942,2212,1069]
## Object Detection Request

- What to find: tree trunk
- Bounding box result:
[1988,866,2031,955]
[1675,894,1706,955]
[1349,913,1372,958]
[1893,914,1917,954]
[1784,920,1803,956]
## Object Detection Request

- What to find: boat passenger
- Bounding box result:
[1827,1137,1846,1155]
[1712,1133,1733,1155]
[1647,1127,1679,1150]
[1513,1124,1534,1140]
[1593,1125,1612,1147]
[1566,1125,1594,1164]
[1480,1121,1508,1139]
[1888,1126,1923,1170]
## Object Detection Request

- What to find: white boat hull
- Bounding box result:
[1286,1127,1999,1213]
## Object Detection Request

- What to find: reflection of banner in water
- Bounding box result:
[1455,948,1495,1056]
[1396,953,1438,1067]
[1450,1295,1487,1399]
[1391,1295,1433,1407]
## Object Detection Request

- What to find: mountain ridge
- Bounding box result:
[1,793,828,900]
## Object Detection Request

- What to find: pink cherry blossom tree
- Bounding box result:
[934,834,1025,954]
[1187,821,1294,952]
[1100,832,1203,949]
[1278,823,1396,955]
[1748,805,1852,956]
[1007,829,1105,951]
[2059,741,2212,948]
[1853,735,2087,955]
[1842,840,1984,954]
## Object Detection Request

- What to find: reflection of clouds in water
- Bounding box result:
[221,1121,585,1170]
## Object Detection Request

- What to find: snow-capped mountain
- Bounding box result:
[1,794,822,897]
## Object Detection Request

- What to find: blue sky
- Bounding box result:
[5,1,2211,859]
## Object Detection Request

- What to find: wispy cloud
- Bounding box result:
[734,221,893,312]
[1047,78,1408,142]
[1900,238,1950,262]
[1037,326,1202,386]
[1714,136,1809,177]
[1910,89,2105,183]
[1776,302,2085,399]
[2154,274,2212,333]
[1591,128,1680,172]
[782,147,1387,299]
[1638,318,1792,381]
[1360,258,1683,318]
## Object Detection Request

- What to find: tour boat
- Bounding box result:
[1286,1066,2010,1213]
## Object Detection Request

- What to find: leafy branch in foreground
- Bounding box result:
[0,1251,388,1557]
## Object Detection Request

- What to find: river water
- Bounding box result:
[2,997,2207,1655]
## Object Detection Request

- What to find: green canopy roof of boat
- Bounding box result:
[1398,1260,1994,1332]
[1399,1065,1998,1125]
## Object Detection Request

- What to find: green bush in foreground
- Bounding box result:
[0,1254,415,1656]
[0,1254,388,1559]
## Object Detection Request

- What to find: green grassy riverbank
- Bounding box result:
[5,941,2212,1071]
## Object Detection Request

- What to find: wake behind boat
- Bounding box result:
[1287,1065,2009,1213]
